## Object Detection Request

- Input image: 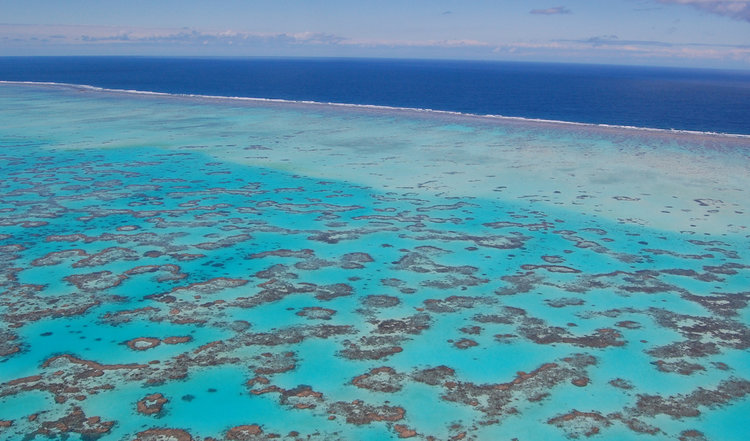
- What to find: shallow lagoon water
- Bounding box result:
[0,83,749,440]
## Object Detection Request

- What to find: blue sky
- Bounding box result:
[1,0,749,68]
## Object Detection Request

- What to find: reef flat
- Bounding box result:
[0,83,749,440]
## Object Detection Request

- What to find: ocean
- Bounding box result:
[1,56,749,134]
[0,57,749,441]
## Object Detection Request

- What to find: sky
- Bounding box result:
[1,0,749,69]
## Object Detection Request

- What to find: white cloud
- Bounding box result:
[0,24,495,50]
[1,23,748,66]
[494,37,750,63]
[0,24,347,47]
[530,6,572,15]
[657,0,750,21]
[345,37,491,48]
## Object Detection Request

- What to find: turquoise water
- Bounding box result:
[0,83,749,440]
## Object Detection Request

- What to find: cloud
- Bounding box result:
[530,6,572,15]
[0,24,492,50]
[0,24,348,47]
[347,37,490,48]
[568,35,675,47]
[490,35,750,65]
[1,23,748,67]
[657,0,750,21]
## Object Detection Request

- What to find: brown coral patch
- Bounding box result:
[43,354,148,371]
[31,249,87,266]
[135,428,193,441]
[252,352,297,375]
[545,297,585,308]
[351,367,403,393]
[136,393,168,415]
[339,252,375,269]
[340,343,403,360]
[193,340,226,354]
[194,234,252,250]
[608,378,633,389]
[361,294,400,308]
[634,378,750,418]
[453,339,478,349]
[169,253,206,261]
[615,320,641,329]
[296,306,336,320]
[542,255,565,263]
[327,400,405,425]
[648,340,720,359]
[116,225,140,231]
[394,424,418,438]
[460,326,482,335]
[168,277,249,297]
[412,365,456,386]
[4,375,42,386]
[314,283,353,301]
[226,424,262,440]
[374,313,430,335]
[423,295,493,313]
[684,291,750,318]
[279,385,324,409]
[32,406,114,439]
[73,247,140,267]
[437,355,596,417]
[679,429,708,441]
[248,249,314,259]
[547,409,611,438]
[524,327,626,348]
[571,377,589,387]
[125,264,187,281]
[652,360,705,376]
[101,306,160,324]
[163,336,193,345]
[65,271,126,291]
[521,264,581,274]
[501,363,560,390]
[126,337,161,351]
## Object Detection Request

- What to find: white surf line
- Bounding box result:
[2,80,749,139]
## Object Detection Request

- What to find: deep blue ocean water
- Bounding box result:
[1,56,749,134]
